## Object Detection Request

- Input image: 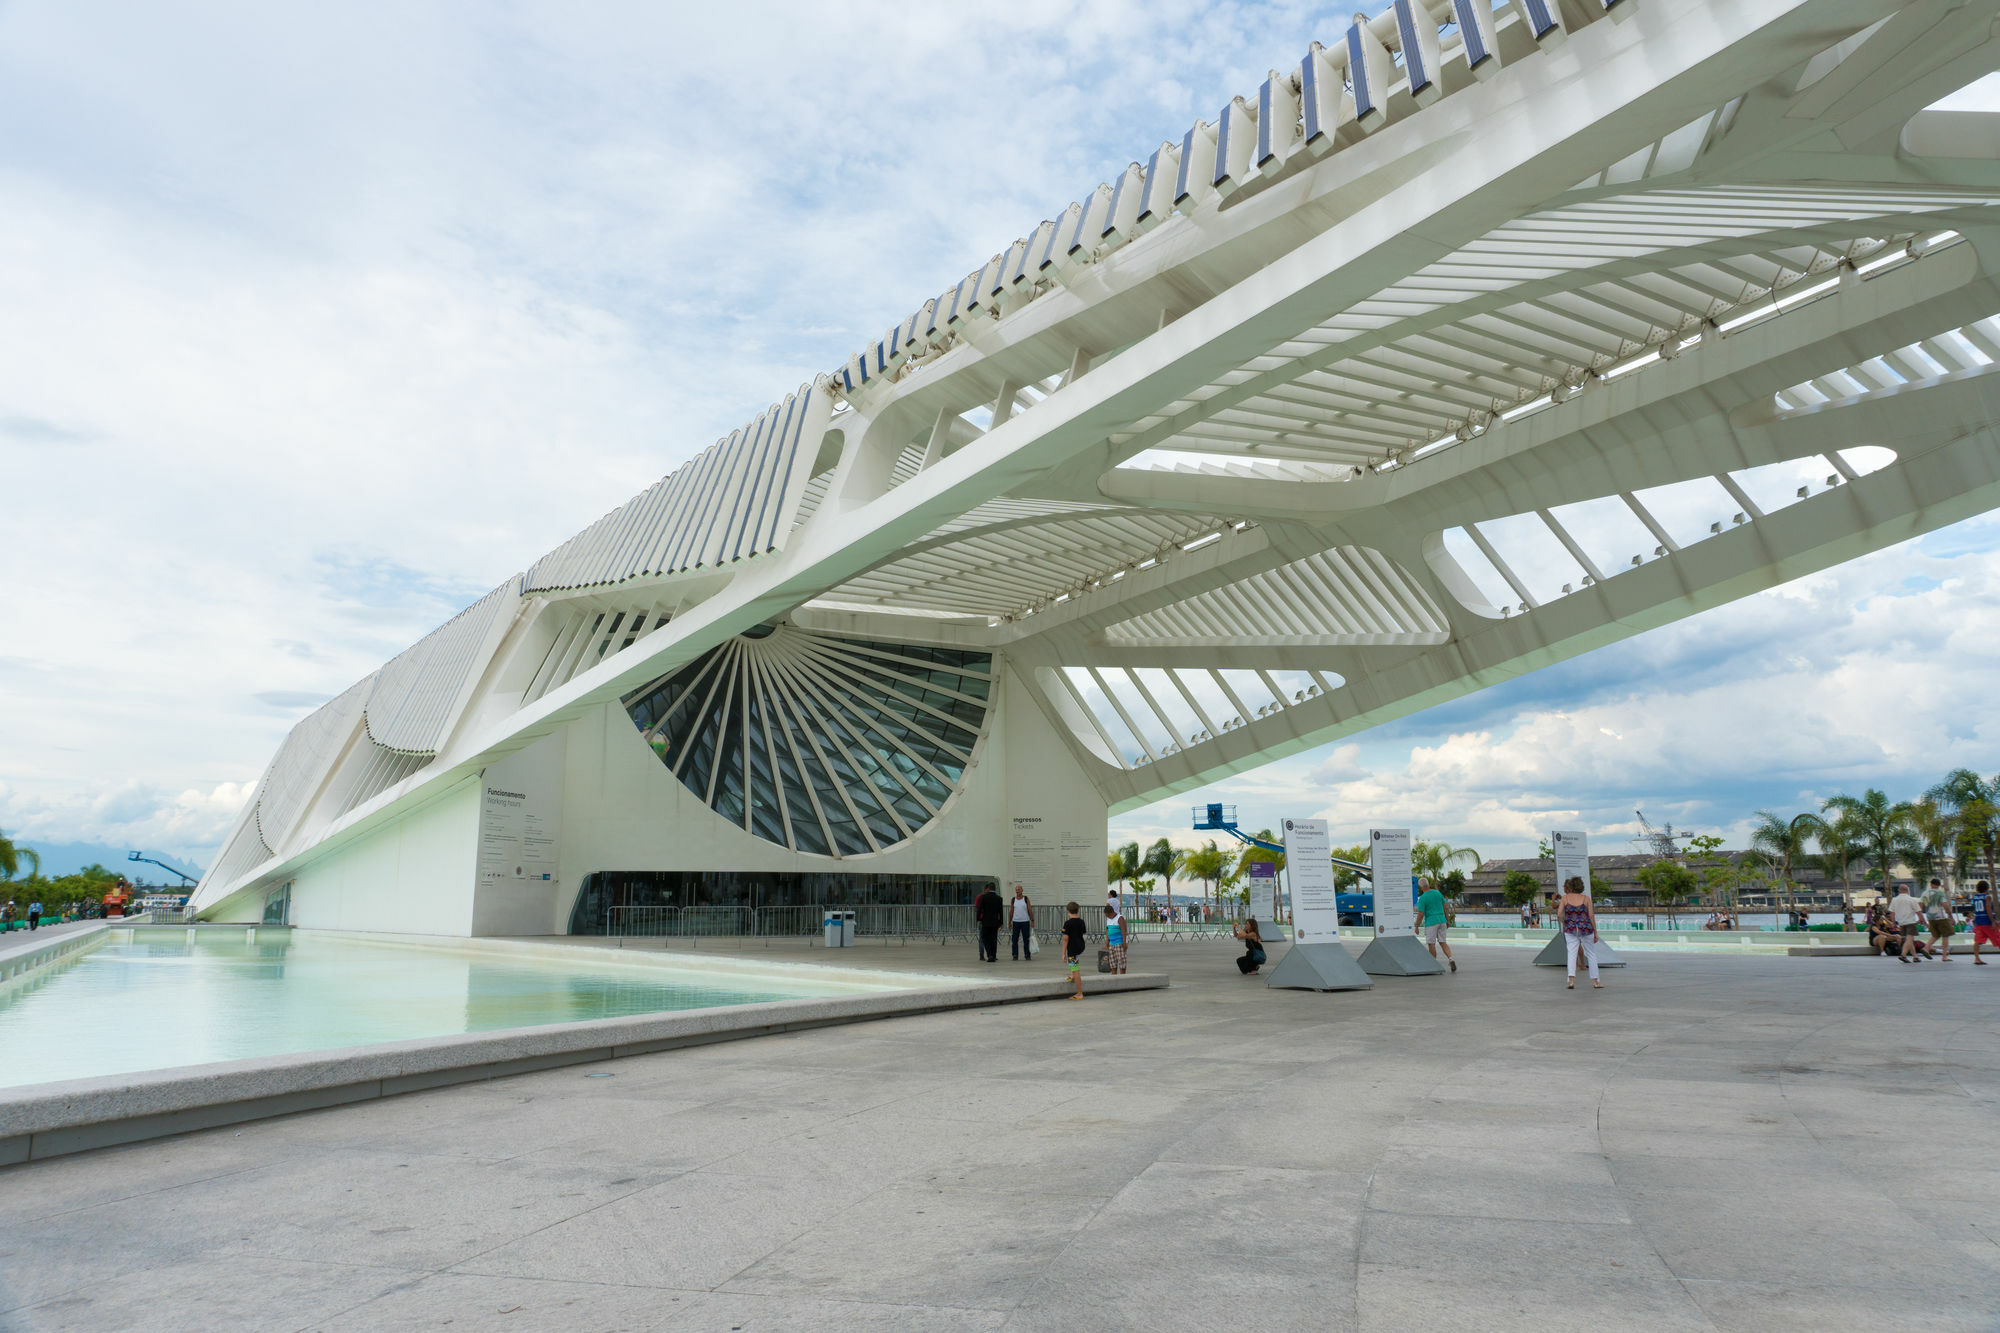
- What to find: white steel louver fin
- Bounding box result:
[252,675,372,854]
[363,580,515,755]
[623,626,993,857]
[524,383,831,595]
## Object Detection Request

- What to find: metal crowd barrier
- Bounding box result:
[600,901,1249,947]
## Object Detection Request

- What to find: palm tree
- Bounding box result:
[1812,812,1861,905]
[1750,811,1820,922]
[1822,789,1917,900]
[1141,838,1184,917]
[1906,798,1955,887]
[0,828,38,882]
[1331,843,1370,893]
[1930,769,1999,892]
[1181,840,1229,918]
[1412,840,1480,894]
[1108,842,1140,901]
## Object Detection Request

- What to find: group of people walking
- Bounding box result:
[972,884,1129,999]
[1875,878,1996,963]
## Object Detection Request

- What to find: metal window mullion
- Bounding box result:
[777,655,941,823]
[641,651,725,742]
[1620,492,1681,554]
[1055,667,1130,770]
[1124,669,1187,753]
[800,647,977,757]
[763,654,881,850]
[1536,509,1607,583]
[1253,669,1291,712]
[763,680,846,853]
[1714,471,1765,520]
[742,652,795,847]
[1087,667,1161,763]
[1463,523,1539,609]
[1209,668,1257,726]
[704,649,744,809]
[831,641,994,685]
[783,686,902,850]
[817,644,994,707]
[673,645,735,780]
[1166,670,1222,739]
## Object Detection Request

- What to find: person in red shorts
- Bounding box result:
[1971,880,1997,965]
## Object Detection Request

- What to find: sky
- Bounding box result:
[1,4,1997,873]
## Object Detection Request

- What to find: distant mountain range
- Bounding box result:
[10,841,206,883]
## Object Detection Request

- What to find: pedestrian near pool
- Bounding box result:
[1557,875,1603,990]
[1416,881,1456,973]
[1970,881,1996,965]
[973,884,1004,962]
[1104,905,1128,975]
[1062,901,1087,999]
[1922,878,1955,961]
[27,900,42,932]
[1889,883,1926,962]
[1008,883,1034,962]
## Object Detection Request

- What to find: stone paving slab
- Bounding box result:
[3,937,1998,1331]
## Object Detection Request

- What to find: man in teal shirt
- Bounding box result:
[1416,884,1455,972]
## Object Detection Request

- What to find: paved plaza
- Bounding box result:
[2,937,1996,1331]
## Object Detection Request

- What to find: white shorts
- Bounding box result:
[1424,923,1448,945]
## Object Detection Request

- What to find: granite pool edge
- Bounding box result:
[0,971,1166,1164]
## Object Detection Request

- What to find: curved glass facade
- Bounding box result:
[624,626,993,856]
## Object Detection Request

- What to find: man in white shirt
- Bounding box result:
[1889,885,1926,963]
[1920,878,1955,961]
[1105,886,1121,921]
[1008,884,1034,962]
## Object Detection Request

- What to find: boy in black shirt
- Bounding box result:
[1061,901,1087,1000]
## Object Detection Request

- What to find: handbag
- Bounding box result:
[1027,931,1039,957]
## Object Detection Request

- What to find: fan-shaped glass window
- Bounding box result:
[625,627,994,856]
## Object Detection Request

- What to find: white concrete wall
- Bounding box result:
[285,777,482,935]
[471,732,569,937]
[549,655,1106,930]
[260,655,1109,937]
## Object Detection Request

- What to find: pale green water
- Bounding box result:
[0,931,840,1090]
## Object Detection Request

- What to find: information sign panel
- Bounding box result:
[1283,818,1340,942]
[1246,861,1278,923]
[1552,829,1591,897]
[1371,828,1415,936]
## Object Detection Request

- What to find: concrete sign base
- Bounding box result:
[1265,943,1374,992]
[1533,935,1627,968]
[1357,934,1447,977]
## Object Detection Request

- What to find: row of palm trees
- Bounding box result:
[1106,832,1484,915]
[1749,768,1999,905]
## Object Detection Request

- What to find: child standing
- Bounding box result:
[1062,901,1087,999]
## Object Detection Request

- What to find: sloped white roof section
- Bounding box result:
[524,383,830,595]
[363,581,515,755]
[253,675,372,853]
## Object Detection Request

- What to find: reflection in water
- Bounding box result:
[0,932,805,1090]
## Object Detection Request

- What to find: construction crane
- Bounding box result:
[1632,811,1696,862]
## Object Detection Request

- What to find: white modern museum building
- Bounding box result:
[193,0,2000,935]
